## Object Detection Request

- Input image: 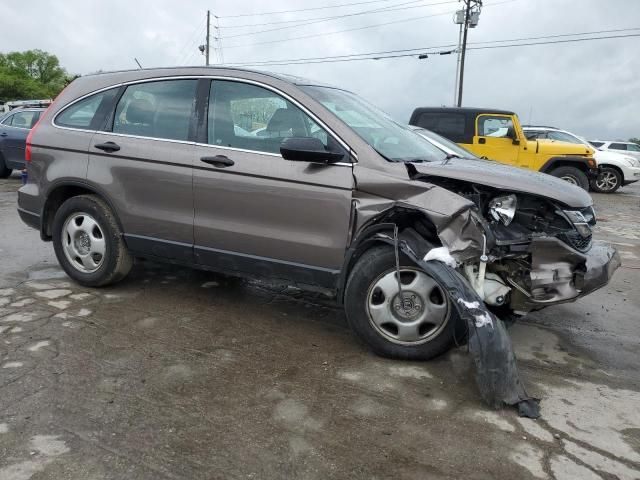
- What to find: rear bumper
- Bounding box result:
[17,207,41,231]
[514,238,620,312]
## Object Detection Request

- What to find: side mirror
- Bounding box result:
[280,137,345,164]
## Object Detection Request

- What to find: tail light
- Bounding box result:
[26,82,72,162]
[25,117,41,162]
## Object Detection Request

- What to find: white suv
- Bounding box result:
[523,127,640,193]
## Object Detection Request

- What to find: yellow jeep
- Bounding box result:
[409,107,597,190]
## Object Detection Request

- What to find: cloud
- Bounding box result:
[2,0,638,139]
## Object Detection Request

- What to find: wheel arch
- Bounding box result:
[41,180,124,240]
[336,207,440,305]
[599,163,624,179]
[539,156,592,174]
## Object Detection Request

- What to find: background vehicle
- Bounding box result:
[525,127,640,193]
[589,140,640,161]
[409,107,597,190]
[409,125,480,159]
[0,107,45,178]
[17,67,618,361]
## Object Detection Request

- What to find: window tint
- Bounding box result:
[478,116,513,138]
[113,80,197,141]
[208,80,335,155]
[609,143,627,150]
[4,110,39,129]
[417,113,466,138]
[57,89,117,129]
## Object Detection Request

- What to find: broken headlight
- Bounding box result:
[489,194,517,226]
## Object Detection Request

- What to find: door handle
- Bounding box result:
[0,132,7,137]
[201,155,234,168]
[94,141,121,153]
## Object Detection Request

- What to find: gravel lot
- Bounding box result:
[1,171,639,480]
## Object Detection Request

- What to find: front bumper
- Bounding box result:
[621,165,640,185]
[511,238,620,312]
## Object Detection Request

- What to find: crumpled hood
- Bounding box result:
[535,139,594,156]
[410,157,593,208]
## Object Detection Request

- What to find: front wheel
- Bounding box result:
[344,246,459,360]
[52,195,132,287]
[549,166,589,191]
[591,166,622,193]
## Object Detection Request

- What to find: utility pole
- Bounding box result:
[205,10,210,66]
[455,0,482,107]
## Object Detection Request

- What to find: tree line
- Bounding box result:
[0,50,75,102]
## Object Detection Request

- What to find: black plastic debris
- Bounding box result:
[378,228,541,419]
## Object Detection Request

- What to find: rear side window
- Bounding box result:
[609,143,627,150]
[56,89,118,129]
[416,113,466,139]
[113,80,197,141]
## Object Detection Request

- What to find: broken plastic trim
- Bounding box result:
[377,227,541,419]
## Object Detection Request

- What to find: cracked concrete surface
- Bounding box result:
[1,173,640,479]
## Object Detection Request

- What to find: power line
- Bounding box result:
[224,9,456,48]
[219,0,422,18]
[222,0,514,49]
[223,0,458,39]
[220,0,455,29]
[222,30,640,67]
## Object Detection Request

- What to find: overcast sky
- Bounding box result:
[3,0,639,139]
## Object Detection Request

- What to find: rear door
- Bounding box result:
[0,110,41,168]
[473,114,520,166]
[88,78,198,262]
[192,79,354,288]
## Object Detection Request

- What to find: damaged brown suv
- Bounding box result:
[18,67,620,360]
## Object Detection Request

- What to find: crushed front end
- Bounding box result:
[412,175,621,315]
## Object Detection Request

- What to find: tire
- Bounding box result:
[344,245,459,360]
[52,194,132,287]
[549,166,589,191]
[0,154,12,179]
[590,166,622,193]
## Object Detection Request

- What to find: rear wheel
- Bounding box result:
[549,166,589,191]
[52,195,132,287]
[591,166,622,193]
[344,246,459,360]
[0,154,12,179]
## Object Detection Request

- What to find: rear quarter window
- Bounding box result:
[416,112,466,142]
[56,89,118,130]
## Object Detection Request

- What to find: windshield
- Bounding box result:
[412,127,479,159]
[301,86,446,162]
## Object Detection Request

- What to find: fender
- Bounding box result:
[539,156,597,176]
[377,226,540,418]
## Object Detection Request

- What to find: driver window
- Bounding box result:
[479,116,514,138]
[208,80,334,155]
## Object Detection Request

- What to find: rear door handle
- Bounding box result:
[0,132,7,137]
[94,141,120,153]
[201,155,234,168]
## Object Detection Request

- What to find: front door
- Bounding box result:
[88,78,198,262]
[193,79,354,288]
[473,114,520,167]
